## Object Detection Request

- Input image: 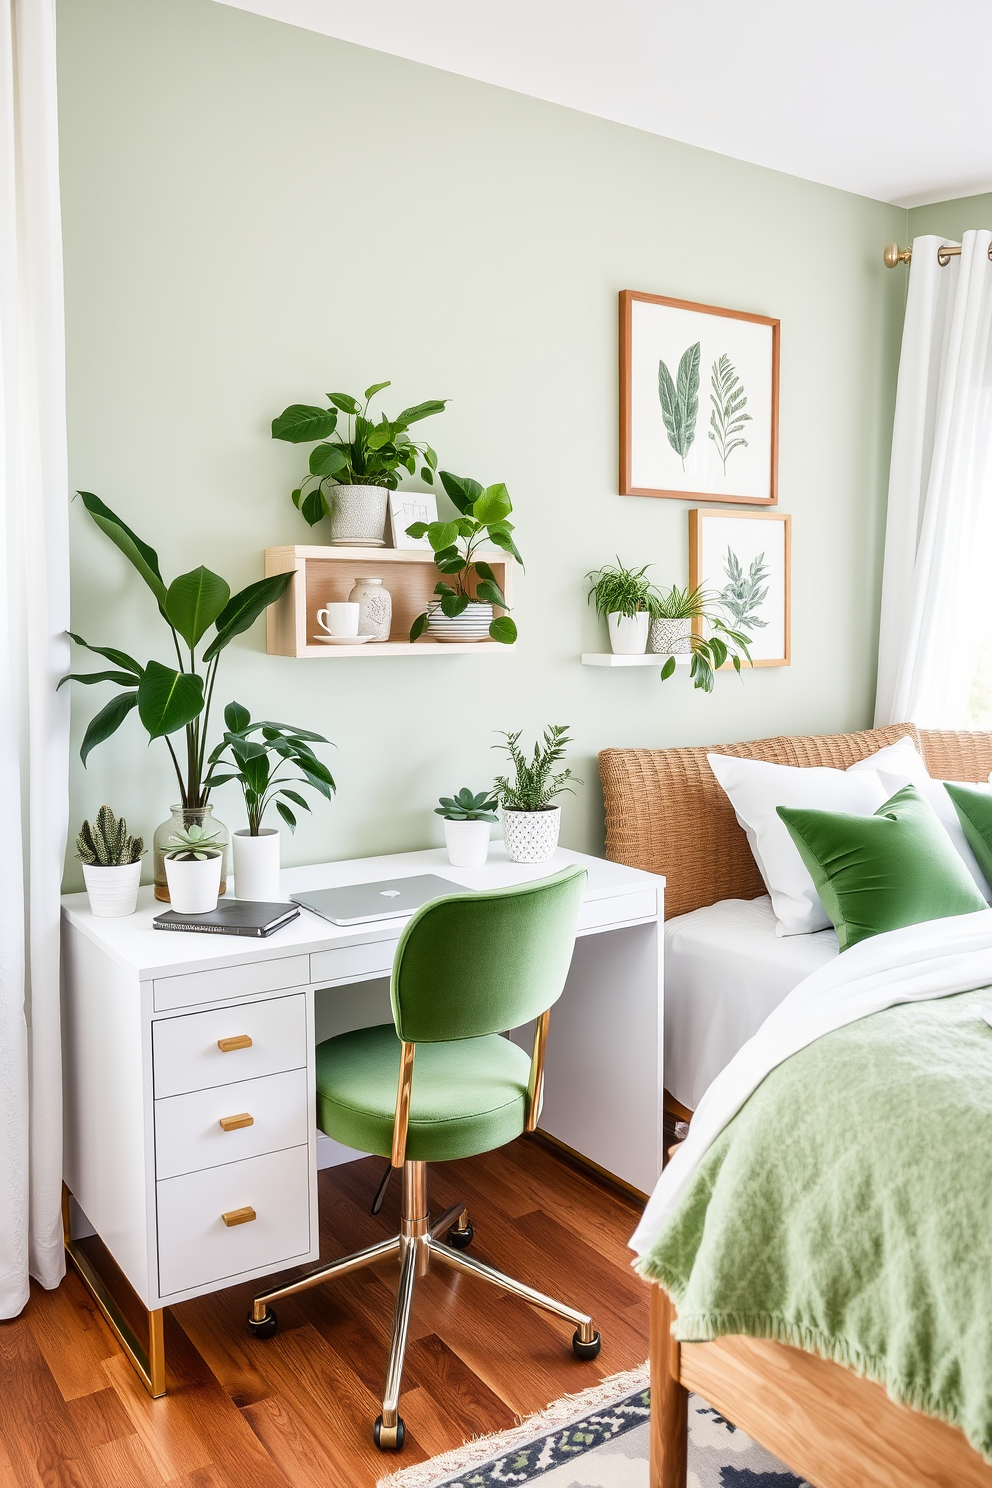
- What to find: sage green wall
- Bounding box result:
[56,0,906,886]
[909,193,992,239]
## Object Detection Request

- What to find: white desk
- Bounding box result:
[60,845,664,1394]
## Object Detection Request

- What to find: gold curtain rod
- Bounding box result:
[884,241,992,268]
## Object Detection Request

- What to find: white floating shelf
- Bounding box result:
[581,652,693,667]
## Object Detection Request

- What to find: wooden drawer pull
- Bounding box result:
[217,1034,253,1053]
[222,1206,256,1227]
[219,1112,254,1132]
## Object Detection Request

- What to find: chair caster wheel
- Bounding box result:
[247,1307,278,1339]
[373,1415,405,1451]
[446,1221,474,1249]
[572,1329,601,1360]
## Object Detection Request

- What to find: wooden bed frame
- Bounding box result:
[600,723,992,1488]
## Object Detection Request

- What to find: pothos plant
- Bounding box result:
[59,493,292,808]
[271,381,447,526]
[407,471,523,644]
[651,583,753,693]
[206,702,335,835]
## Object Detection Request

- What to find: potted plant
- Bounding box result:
[492,725,581,864]
[164,823,224,914]
[650,583,753,692]
[271,382,447,546]
[76,805,145,917]
[586,560,655,654]
[435,788,499,867]
[59,493,293,899]
[206,702,336,901]
[407,471,522,644]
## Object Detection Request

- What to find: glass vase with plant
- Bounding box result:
[271,381,447,546]
[76,804,145,918]
[435,787,499,868]
[492,725,582,865]
[407,471,522,644]
[59,492,293,897]
[650,584,753,692]
[586,560,655,655]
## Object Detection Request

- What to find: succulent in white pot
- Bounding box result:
[77,805,145,917]
[163,823,224,914]
[586,560,655,655]
[436,787,499,867]
[206,701,336,901]
[492,724,582,866]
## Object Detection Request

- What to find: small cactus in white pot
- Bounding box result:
[77,806,144,917]
[164,823,224,914]
[436,788,499,867]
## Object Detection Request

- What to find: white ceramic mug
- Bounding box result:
[317,601,360,637]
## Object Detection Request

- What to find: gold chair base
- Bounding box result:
[62,1184,166,1398]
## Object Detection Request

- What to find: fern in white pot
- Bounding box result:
[492,725,581,864]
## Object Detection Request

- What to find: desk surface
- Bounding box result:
[62,844,665,980]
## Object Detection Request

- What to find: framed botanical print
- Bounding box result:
[620,290,779,504]
[690,508,791,667]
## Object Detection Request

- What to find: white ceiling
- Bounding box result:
[216,0,992,209]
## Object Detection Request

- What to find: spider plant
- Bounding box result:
[650,583,753,692]
[586,560,656,619]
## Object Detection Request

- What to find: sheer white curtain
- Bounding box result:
[874,231,992,728]
[0,0,70,1317]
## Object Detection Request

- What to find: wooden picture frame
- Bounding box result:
[620,290,779,504]
[689,508,791,668]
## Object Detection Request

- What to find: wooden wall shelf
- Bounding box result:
[264,546,516,658]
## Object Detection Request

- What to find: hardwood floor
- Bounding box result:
[0,1139,648,1487]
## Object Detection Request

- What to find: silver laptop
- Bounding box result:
[291,874,469,927]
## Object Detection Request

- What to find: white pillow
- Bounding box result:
[847,735,930,786]
[877,770,992,901]
[708,754,888,937]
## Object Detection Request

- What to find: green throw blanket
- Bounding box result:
[639,987,992,1460]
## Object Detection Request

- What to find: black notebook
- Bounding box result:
[153,901,300,937]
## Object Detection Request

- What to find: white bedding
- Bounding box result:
[665,896,837,1110]
[633,907,992,1258]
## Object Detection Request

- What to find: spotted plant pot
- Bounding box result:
[650,617,693,654]
[502,806,561,864]
[328,484,388,546]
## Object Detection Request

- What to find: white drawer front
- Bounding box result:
[310,940,396,986]
[578,888,657,932]
[153,954,310,1013]
[153,992,307,1098]
[157,1145,311,1296]
[154,1068,310,1181]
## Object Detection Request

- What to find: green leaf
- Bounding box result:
[279,788,311,811]
[410,612,428,641]
[709,636,728,670]
[438,470,483,515]
[427,521,459,553]
[66,633,144,676]
[236,748,269,795]
[486,523,524,567]
[79,691,138,765]
[440,591,469,618]
[225,700,251,733]
[276,799,297,832]
[309,443,349,477]
[394,399,447,425]
[202,572,293,662]
[435,552,466,576]
[473,483,511,524]
[78,492,167,606]
[137,662,205,738]
[58,670,140,689]
[660,656,676,681]
[420,468,433,484]
[271,405,337,443]
[301,488,326,526]
[165,567,231,648]
[475,578,507,608]
[488,615,517,644]
[423,446,437,470]
[366,425,392,450]
[327,392,362,416]
[364,381,391,401]
[473,561,496,583]
[405,521,428,540]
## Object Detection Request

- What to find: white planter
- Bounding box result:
[443,819,491,867]
[233,829,282,902]
[82,860,141,918]
[650,617,693,654]
[502,806,561,864]
[328,484,389,546]
[426,600,494,644]
[164,853,222,914]
[607,611,649,655]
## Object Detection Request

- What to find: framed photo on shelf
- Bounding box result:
[689,508,791,667]
[388,489,438,549]
[620,290,779,504]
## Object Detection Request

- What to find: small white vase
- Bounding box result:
[233,829,282,902]
[82,861,142,918]
[443,819,491,868]
[328,484,389,546]
[348,575,392,640]
[164,853,222,914]
[502,806,561,864]
[608,611,649,655]
[650,617,693,654]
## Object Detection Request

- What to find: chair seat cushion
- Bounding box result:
[315,1024,531,1162]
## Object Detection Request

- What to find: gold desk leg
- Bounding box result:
[62,1183,166,1398]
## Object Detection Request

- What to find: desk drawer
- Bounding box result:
[154,1068,309,1181]
[578,888,657,932]
[153,992,307,1098]
[310,940,396,986]
[157,1145,311,1296]
[153,954,310,1013]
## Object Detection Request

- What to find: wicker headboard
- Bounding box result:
[600,724,992,920]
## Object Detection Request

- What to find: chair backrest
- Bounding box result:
[389,867,587,1043]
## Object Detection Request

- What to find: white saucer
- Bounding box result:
[313,634,376,645]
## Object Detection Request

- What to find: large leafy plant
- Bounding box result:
[492,725,581,812]
[206,702,335,836]
[271,381,447,526]
[60,493,292,809]
[407,471,522,645]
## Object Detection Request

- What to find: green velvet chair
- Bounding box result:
[248,866,600,1451]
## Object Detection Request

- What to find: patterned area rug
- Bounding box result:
[379,1367,810,1488]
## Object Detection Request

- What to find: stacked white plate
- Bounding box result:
[426,601,494,643]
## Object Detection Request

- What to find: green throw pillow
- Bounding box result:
[944,781,992,887]
[777,785,987,951]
